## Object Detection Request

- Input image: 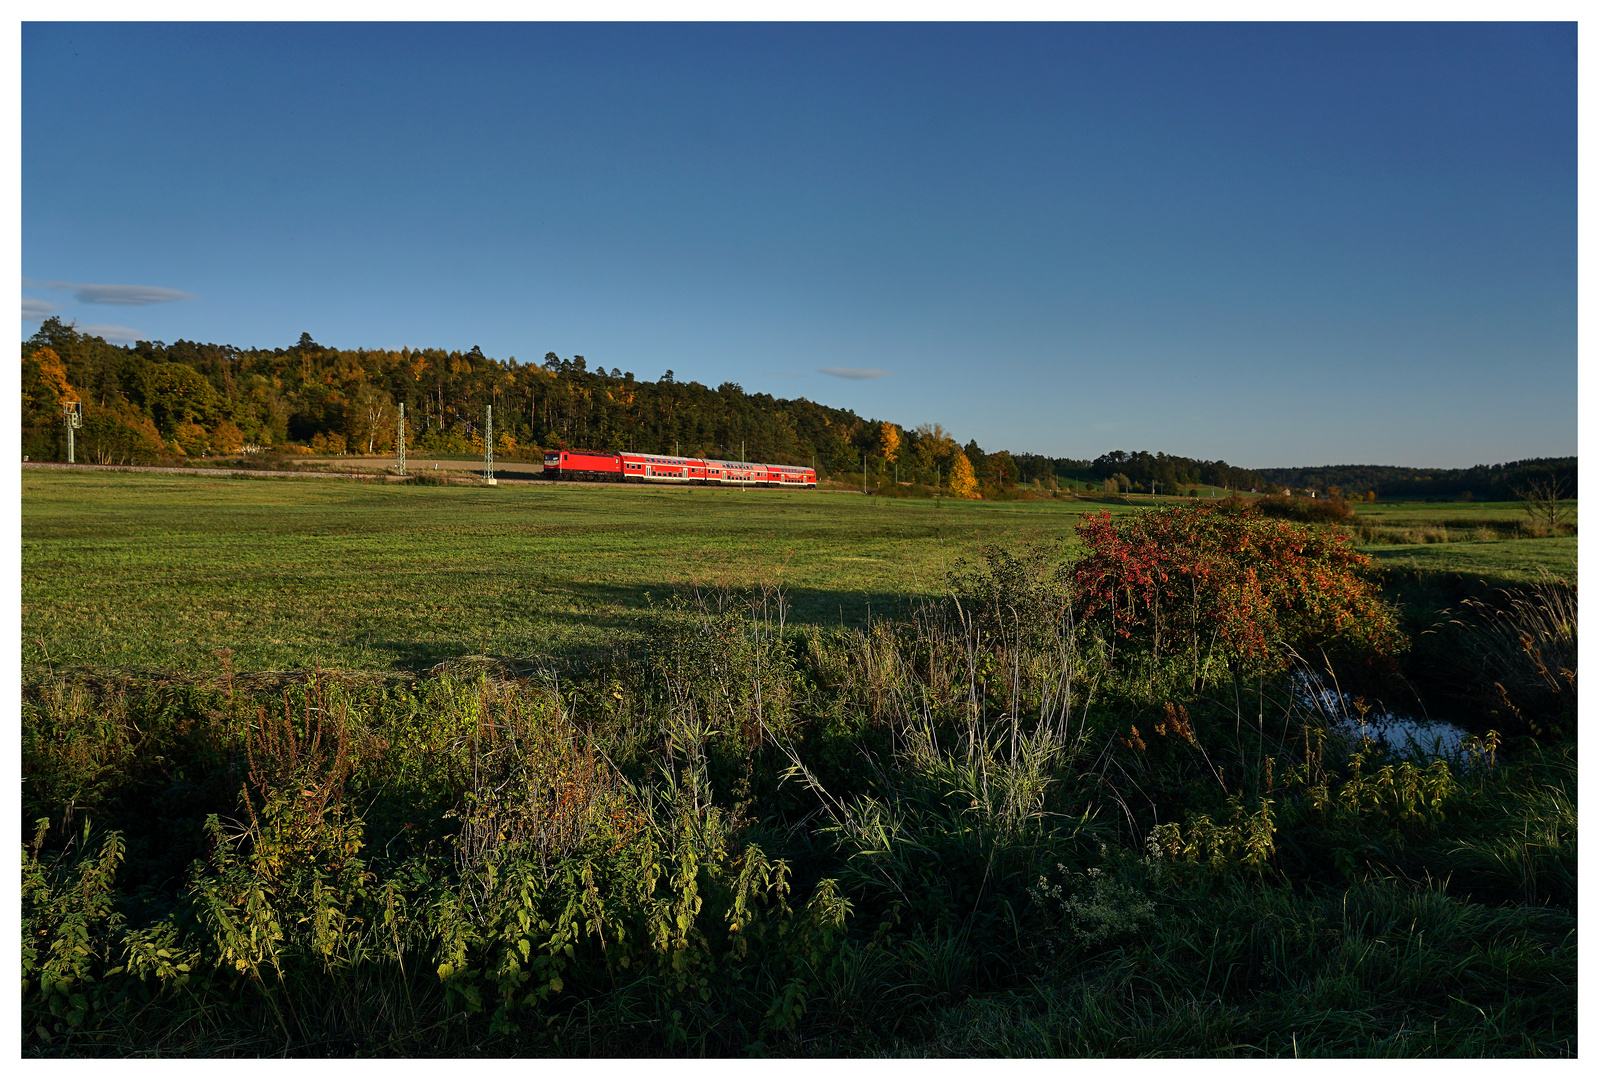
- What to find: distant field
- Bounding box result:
[1346,499,1578,584]
[1355,499,1576,526]
[22,474,1575,673]
[1361,536,1577,583]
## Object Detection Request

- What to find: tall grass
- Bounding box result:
[1424,573,1577,737]
[1348,518,1576,545]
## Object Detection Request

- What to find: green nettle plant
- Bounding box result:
[22,820,128,1036]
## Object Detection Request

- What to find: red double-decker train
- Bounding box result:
[542,449,817,488]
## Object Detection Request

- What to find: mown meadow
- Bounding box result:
[21,471,1577,1056]
[24,471,1109,672]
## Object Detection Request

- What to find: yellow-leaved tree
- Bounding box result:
[878,422,901,465]
[28,347,76,408]
[210,420,246,455]
[948,451,979,499]
[914,422,958,471]
[173,421,210,457]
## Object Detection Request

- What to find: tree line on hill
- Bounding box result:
[19,319,1573,501]
[1255,460,1577,503]
[19,319,1091,496]
[1087,449,1266,495]
[1084,452,1579,504]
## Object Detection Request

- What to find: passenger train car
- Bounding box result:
[542,449,816,487]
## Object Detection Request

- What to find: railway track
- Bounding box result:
[20,461,825,490]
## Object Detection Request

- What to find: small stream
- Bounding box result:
[1293,670,1470,760]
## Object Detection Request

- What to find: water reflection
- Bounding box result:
[1293,670,1469,760]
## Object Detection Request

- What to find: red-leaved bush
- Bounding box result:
[1072,506,1402,677]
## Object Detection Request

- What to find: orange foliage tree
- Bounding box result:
[948,452,979,499]
[29,347,76,405]
[878,422,901,465]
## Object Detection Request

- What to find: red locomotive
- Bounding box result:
[542,449,817,488]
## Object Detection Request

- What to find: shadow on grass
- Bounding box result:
[1364,540,1577,590]
[343,582,927,673]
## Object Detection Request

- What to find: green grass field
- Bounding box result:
[1347,499,1577,583]
[22,472,1576,674]
[1358,499,1540,521]
[1363,535,1576,581]
[22,472,1117,672]
[21,470,1578,1057]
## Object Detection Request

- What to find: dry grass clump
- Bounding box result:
[1346,519,1558,545]
[1430,574,1576,738]
[449,688,639,880]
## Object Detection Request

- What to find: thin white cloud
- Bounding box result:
[76,324,146,344]
[819,367,891,380]
[22,296,56,320]
[42,281,197,305]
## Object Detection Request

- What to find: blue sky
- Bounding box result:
[22,22,1575,468]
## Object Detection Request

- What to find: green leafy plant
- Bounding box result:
[22,818,127,1039]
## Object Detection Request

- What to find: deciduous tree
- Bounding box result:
[210,419,246,455]
[948,452,979,499]
[172,421,210,457]
[29,347,75,406]
[878,422,900,465]
[343,384,395,455]
[139,363,218,432]
[1514,476,1572,531]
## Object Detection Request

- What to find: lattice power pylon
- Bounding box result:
[483,404,496,485]
[395,402,407,475]
[63,401,82,464]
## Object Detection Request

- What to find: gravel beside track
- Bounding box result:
[24,461,407,481]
